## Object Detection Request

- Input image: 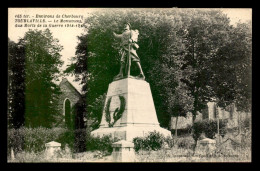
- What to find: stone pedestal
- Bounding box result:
[112,140,135,162]
[91,78,171,141]
[195,138,216,155]
[45,141,61,158]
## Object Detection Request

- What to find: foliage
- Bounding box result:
[56,128,75,150]
[8,127,115,155]
[11,151,49,163]
[164,135,195,150]
[73,99,86,130]
[88,93,106,130]
[241,117,251,131]
[136,142,250,162]
[60,99,86,131]
[8,38,26,129]
[133,137,145,152]
[65,9,251,129]
[65,9,192,127]
[178,10,234,123]
[15,29,64,128]
[85,134,116,155]
[192,119,228,143]
[170,124,193,136]
[133,131,166,152]
[164,136,175,148]
[175,136,195,149]
[8,128,25,154]
[9,148,74,162]
[8,127,87,154]
[209,22,252,112]
[9,133,251,162]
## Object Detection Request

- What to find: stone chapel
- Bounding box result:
[57,78,83,128]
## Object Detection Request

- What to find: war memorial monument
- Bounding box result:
[91,23,171,142]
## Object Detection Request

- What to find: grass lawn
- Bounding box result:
[8,140,251,162]
[8,129,251,163]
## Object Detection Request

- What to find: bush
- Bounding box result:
[8,128,25,155]
[241,117,251,131]
[8,127,119,156]
[86,134,116,155]
[8,127,87,154]
[56,128,75,151]
[14,151,48,162]
[74,129,87,152]
[175,136,195,149]
[8,127,64,153]
[133,137,146,152]
[164,136,175,148]
[133,131,165,152]
[192,119,228,142]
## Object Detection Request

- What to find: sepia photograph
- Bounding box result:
[8,8,252,162]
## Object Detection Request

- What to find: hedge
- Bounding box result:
[8,127,115,155]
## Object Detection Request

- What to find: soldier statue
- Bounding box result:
[113,23,145,80]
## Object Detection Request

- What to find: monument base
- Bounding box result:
[91,124,171,142]
[112,140,135,162]
[91,78,171,142]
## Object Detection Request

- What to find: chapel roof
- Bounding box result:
[59,78,82,97]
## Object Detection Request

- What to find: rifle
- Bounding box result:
[126,31,132,77]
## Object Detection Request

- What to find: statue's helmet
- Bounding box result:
[124,22,131,30]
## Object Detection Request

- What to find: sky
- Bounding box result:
[8,8,252,93]
[221,8,252,25]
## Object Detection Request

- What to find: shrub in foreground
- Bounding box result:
[133,131,166,152]
[8,127,87,154]
[175,136,195,149]
[85,134,117,155]
[192,119,228,143]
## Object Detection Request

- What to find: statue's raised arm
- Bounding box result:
[113,32,123,39]
[113,23,145,81]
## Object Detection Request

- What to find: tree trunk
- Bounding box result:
[191,110,197,136]
[175,114,179,139]
[238,111,241,135]
[192,111,197,125]
[217,116,220,143]
[249,113,252,132]
[230,103,234,119]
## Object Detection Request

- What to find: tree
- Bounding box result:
[65,9,251,130]
[22,29,63,128]
[88,93,106,130]
[152,51,194,133]
[209,21,252,113]
[73,98,86,130]
[65,9,184,128]
[209,21,252,135]
[8,38,26,129]
[178,9,234,124]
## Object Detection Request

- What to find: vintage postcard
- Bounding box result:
[8,8,252,162]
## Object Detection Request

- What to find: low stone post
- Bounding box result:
[112,140,135,162]
[10,147,15,160]
[45,141,61,159]
[196,138,216,155]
